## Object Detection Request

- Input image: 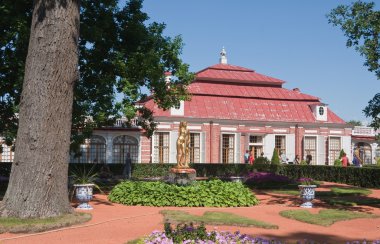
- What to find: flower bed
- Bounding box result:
[244,172,293,189]
[137,223,279,244]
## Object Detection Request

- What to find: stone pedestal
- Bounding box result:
[168,167,196,185]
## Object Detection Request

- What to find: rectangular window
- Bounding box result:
[222,134,235,164]
[329,137,341,164]
[249,135,263,158]
[1,144,13,162]
[154,132,169,163]
[249,135,263,144]
[189,133,200,163]
[275,135,286,154]
[304,136,317,164]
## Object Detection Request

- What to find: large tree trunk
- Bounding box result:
[0,0,79,218]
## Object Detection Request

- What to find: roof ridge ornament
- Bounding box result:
[219,47,227,64]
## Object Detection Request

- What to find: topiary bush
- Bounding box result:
[254,156,270,164]
[271,148,280,164]
[334,159,342,166]
[108,180,259,207]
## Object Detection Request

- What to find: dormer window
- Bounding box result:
[310,104,328,121]
[170,101,184,116]
[319,107,325,116]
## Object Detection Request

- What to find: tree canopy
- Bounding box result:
[0,0,193,153]
[327,1,380,129]
[346,120,363,126]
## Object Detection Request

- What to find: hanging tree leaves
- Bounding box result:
[0,0,193,152]
[327,1,380,129]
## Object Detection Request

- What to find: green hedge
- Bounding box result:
[1,162,379,188]
[108,180,258,207]
[278,165,380,188]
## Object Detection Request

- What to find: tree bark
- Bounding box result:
[0,0,79,218]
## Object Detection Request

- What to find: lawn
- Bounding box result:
[279,209,378,226]
[0,213,91,233]
[160,210,278,229]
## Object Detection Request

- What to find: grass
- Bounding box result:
[160,210,278,229]
[323,197,380,206]
[269,186,371,197]
[330,187,372,196]
[269,189,299,195]
[279,209,378,226]
[0,212,92,233]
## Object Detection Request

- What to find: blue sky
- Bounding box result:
[138,0,378,123]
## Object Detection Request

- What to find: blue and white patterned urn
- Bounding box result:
[74,184,94,210]
[298,185,317,208]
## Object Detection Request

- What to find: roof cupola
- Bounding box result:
[219,47,227,64]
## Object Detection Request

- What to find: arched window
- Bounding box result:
[113,135,138,164]
[70,135,106,163]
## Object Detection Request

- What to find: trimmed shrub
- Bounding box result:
[278,165,380,188]
[254,156,270,164]
[108,180,259,207]
[338,149,346,159]
[271,148,280,164]
[334,159,342,166]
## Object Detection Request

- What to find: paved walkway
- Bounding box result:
[0,182,379,243]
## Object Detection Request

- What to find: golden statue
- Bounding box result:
[176,121,190,168]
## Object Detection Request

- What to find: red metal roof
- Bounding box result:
[144,96,345,124]
[196,64,285,85]
[142,62,346,124]
[188,82,319,101]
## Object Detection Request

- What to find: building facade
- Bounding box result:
[1,51,379,165]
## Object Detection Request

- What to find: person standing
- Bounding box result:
[244,150,249,164]
[249,150,255,165]
[280,150,288,164]
[294,155,300,165]
[341,153,349,167]
[123,152,132,179]
[306,152,312,165]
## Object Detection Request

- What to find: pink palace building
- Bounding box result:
[1,50,379,165]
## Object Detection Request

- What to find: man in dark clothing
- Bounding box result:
[306,153,312,165]
[123,153,132,179]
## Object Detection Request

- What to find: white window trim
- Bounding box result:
[274,134,287,154]
[220,132,237,164]
[303,135,318,165]
[328,135,342,165]
[189,131,202,163]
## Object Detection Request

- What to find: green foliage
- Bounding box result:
[0,213,91,233]
[70,165,99,185]
[328,1,380,129]
[0,0,193,150]
[364,93,380,130]
[163,222,214,243]
[338,149,345,159]
[161,210,278,229]
[280,209,378,226]
[330,187,372,196]
[271,148,280,164]
[2,163,380,189]
[278,164,380,188]
[108,180,259,207]
[254,156,270,164]
[334,159,342,166]
[346,120,363,126]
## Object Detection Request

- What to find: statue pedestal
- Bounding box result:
[168,167,196,186]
